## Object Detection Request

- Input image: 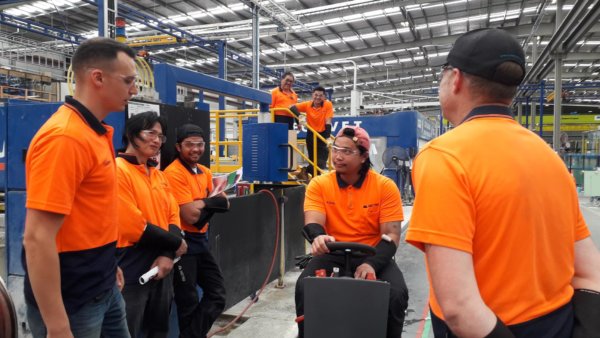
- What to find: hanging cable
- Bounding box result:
[206,189,282,338]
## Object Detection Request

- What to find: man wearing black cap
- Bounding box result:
[164,124,230,338]
[407,28,600,337]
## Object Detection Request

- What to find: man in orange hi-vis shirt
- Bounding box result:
[295,126,409,338]
[164,124,230,338]
[23,38,136,338]
[290,86,334,179]
[407,28,600,338]
[116,112,187,338]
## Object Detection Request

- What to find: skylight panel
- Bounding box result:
[189,11,208,18]
[360,32,378,39]
[364,9,384,17]
[324,18,342,24]
[344,14,363,21]
[378,30,396,37]
[343,36,360,42]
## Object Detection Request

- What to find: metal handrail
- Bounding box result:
[270,107,333,178]
[210,109,259,173]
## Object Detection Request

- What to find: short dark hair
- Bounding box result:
[281,71,294,81]
[358,146,372,175]
[313,86,326,94]
[463,61,523,102]
[123,111,167,150]
[71,37,136,76]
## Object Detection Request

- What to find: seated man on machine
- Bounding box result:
[294,126,409,338]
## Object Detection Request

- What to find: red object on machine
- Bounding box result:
[295,315,305,323]
[366,272,376,281]
[116,17,126,28]
[315,269,326,278]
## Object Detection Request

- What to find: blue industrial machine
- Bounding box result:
[242,123,291,182]
[297,110,437,192]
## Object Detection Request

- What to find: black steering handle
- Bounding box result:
[325,242,376,256]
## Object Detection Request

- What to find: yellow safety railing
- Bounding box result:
[270,107,333,178]
[210,109,259,173]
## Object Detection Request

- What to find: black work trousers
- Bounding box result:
[295,253,409,338]
[122,272,174,338]
[173,239,226,338]
[305,130,329,177]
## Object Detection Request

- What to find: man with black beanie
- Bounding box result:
[164,124,230,338]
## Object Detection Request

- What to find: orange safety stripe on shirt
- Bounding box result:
[26,104,118,252]
[116,156,181,248]
[304,170,403,246]
[406,116,590,325]
[296,100,334,133]
[164,158,213,233]
[270,87,298,117]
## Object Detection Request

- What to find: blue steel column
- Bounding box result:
[98,0,106,37]
[539,80,545,137]
[252,4,260,90]
[153,64,177,105]
[218,41,226,156]
[553,0,564,150]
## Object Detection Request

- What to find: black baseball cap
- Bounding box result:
[176,124,205,143]
[445,28,526,86]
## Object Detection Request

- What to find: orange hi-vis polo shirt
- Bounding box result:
[116,154,180,284]
[270,86,298,117]
[406,106,591,326]
[296,100,334,132]
[164,157,213,234]
[304,170,404,246]
[25,96,118,314]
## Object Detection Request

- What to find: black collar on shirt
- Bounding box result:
[64,96,108,135]
[117,153,158,167]
[177,157,203,175]
[461,105,513,124]
[336,171,367,189]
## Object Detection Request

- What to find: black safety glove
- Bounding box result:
[159,224,185,259]
[364,239,397,273]
[301,223,326,244]
[203,195,229,213]
[138,223,182,252]
[289,105,300,117]
[193,196,229,229]
[321,124,332,139]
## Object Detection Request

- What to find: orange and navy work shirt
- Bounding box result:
[270,86,298,117]
[24,96,118,314]
[116,154,180,284]
[406,105,591,326]
[295,100,334,132]
[164,158,213,233]
[304,170,404,246]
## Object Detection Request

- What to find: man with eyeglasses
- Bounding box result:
[271,71,299,130]
[23,37,137,338]
[164,124,230,338]
[407,28,600,337]
[116,111,187,337]
[290,86,334,180]
[295,125,409,338]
